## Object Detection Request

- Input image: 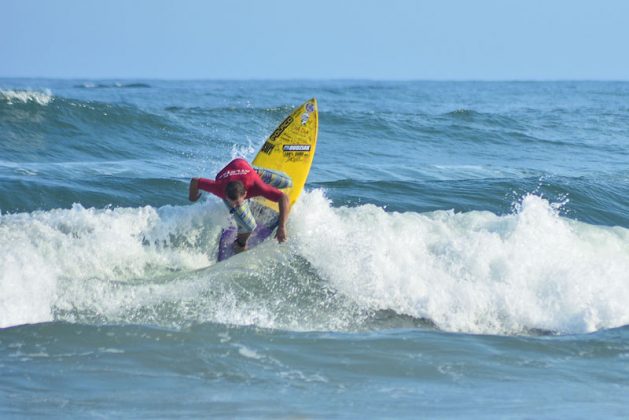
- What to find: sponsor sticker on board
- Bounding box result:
[283,144,311,152]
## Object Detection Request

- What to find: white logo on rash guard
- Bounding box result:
[218,169,251,179]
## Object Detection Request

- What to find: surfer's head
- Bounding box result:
[225,181,246,206]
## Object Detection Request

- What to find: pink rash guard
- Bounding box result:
[196,158,283,202]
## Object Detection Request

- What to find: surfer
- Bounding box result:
[188,158,292,252]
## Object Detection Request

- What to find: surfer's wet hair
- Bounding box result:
[226,181,246,200]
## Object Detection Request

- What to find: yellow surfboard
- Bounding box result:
[252,98,319,211]
[217,98,318,261]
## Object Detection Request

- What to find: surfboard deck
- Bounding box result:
[217,202,279,261]
[217,98,318,262]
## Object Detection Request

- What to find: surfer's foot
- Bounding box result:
[233,240,248,254]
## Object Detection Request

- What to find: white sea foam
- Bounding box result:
[237,345,263,360]
[292,190,629,335]
[0,202,223,328]
[230,139,256,161]
[0,89,53,106]
[1,191,628,335]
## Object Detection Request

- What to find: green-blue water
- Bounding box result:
[1,80,628,417]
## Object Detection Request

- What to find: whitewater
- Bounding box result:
[2,190,628,336]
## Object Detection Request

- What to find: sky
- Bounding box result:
[1,0,628,80]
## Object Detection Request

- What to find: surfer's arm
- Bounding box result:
[255,180,290,243]
[276,192,290,243]
[192,177,224,201]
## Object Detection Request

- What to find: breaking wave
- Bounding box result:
[1,190,628,335]
[0,88,53,106]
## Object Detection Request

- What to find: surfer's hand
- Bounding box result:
[189,178,202,202]
[275,225,287,243]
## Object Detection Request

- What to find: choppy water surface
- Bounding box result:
[1,80,628,417]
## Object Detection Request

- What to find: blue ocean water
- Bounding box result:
[1,79,628,417]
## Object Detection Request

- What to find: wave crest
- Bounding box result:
[2,191,628,335]
[292,191,629,335]
[0,202,221,328]
[0,89,53,106]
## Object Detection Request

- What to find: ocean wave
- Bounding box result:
[75,82,151,89]
[441,108,529,132]
[292,190,629,335]
[0,94,182,160]
[0,89,53,106]
[0,202,221,328]
[164,104,292,118]
[446,108,477,117]
[1,190,628,335]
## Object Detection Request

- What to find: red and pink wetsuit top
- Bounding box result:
[197,158,283,202]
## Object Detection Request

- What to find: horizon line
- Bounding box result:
[2,76,629,83]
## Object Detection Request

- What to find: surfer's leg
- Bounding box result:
[253,166,293,188]
[223,199,257,252]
